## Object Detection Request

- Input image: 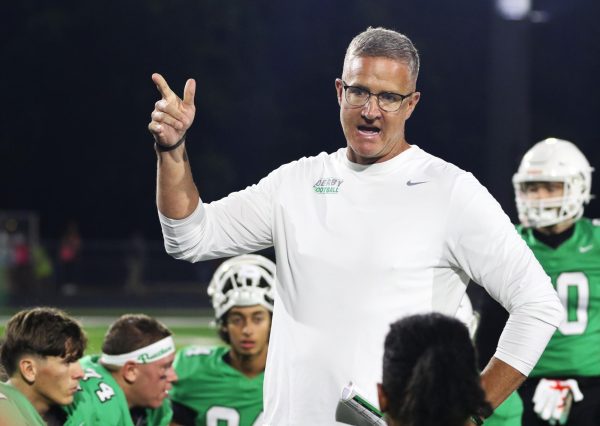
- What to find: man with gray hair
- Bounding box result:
[148,27,564,425]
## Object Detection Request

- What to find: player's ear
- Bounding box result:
[377,383,388,413]
[220,322,228,335]
[122,361,139,383]
[18,356,38,383]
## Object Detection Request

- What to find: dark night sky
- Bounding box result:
[2,0,599,241]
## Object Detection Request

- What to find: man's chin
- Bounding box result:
[149,397,166,408]
[347,144,383,164]
[59,395,75,405]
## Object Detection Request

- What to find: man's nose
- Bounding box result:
[167,367,178,383]
[72,361,84,379]
[242,322,254,336]
[361,95,382,119]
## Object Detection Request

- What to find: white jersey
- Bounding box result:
[160,145,564,426]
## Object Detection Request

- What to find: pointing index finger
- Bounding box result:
[152,73,175,99]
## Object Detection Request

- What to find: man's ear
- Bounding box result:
[121,361,139,384]
[335,78,344,106]
[377,383,388,413]
[220,322,229,335]
[403,91,421,120]
[18,357,38,383]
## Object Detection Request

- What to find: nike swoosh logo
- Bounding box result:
[406,180,429,186]
[579,245,593,253]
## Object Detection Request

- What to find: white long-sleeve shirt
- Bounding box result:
[160,145,564,426]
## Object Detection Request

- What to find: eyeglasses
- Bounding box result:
[340,80,414,112]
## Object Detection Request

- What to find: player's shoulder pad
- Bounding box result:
[183,346,213,357]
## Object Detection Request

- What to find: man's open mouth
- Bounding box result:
[357,125,381,135]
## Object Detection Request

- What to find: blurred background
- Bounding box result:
[1,0,599,313]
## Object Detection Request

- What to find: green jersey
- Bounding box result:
[518,218,600,377]
[484,391,523,426]
[0,382,46,426]
[63,355,172,426]
[171,346,264,426]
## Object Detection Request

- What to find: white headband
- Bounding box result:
[99,336,175,366]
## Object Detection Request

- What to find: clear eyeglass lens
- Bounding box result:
[346,88,369,106]
[379,94,402,110]
[345,87,403,112]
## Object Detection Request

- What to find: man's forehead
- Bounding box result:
[343,56,414,88]
[144,351,175,368]
[523,181,564,186]
[229,305,269,315]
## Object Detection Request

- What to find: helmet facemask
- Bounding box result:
[513,138,593,228]
[207,254,276,322]
[514,176,586,228]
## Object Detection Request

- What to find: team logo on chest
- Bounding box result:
[313,177,344,194]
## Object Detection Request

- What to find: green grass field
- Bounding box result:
[0,316,222,355]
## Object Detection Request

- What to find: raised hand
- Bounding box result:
[148,73,196,148]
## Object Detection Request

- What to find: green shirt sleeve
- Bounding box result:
[0,382,47,426]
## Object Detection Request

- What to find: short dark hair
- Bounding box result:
[0,307,87,376]
[344,27,420,83]
[382,313,491,426]
[101,314,171,356]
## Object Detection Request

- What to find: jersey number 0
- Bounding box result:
[556,272,589,335]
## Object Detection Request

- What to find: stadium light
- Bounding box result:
[496,0,531,20]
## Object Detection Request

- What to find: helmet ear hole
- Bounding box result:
[513,138,593,228]
[207,255,276,320]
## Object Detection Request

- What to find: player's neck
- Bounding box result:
[8,377,51,415]
[533,220,575,249]
[227,346,268,378]
[109,370,136,408]
[535,218,575,236]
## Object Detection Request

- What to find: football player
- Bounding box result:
[169,254,275,426]
[0,307,87,426]
[513,138,599,425]
[63,314,177,425]
[377,312,491,426]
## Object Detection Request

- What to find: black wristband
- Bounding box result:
[155,135,186,152]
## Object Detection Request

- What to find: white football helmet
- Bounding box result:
[208,254,276,320]
[512,138,593,228]
[455,294,479,340]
